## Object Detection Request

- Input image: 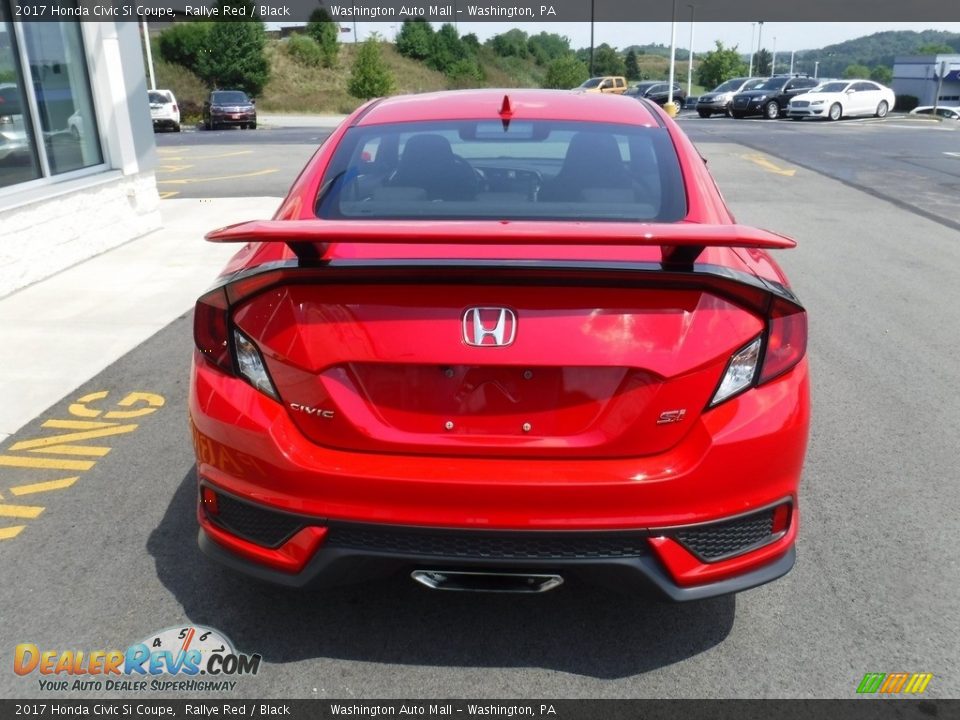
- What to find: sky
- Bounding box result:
[323,21,960,53]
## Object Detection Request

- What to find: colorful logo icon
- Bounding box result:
[857,673,932,694]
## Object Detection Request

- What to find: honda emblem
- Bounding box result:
[462,307,517,347]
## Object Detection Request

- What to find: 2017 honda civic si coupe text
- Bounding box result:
[190,89,810,601]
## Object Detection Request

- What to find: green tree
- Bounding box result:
[754,48,772,76]
[543,55,589,89]
[158,22,212,71]
[624,49,640,80]
[489,29,529,58]
[348,38,394,99]
[305,8,339,68]
[870,65,893,85]
[423,23,465,75]
[843,63,871,79]
[696,40,748,89]
[197,3,269,95]
[395,19,433,60]
[591,44,625,76]
[916,42,955,55]
[527,32,570,65]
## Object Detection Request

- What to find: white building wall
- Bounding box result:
[0,21,160,299]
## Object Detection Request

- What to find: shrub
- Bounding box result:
[895,94,919,112]
[348,40,394,99]
[543,55,589,89]
[286,34,323,68]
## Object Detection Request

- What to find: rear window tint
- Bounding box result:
[315,120,687,222]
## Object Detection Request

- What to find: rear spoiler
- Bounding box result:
[205,220,795,269]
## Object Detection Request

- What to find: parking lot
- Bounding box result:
[2,114,958,699]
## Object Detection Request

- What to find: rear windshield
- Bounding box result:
[212,91,250,104]
[148,91,169,104]
[315,120,687,222]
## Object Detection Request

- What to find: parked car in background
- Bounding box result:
[203,90,257,130]
[787,80,895,121]
[149,89,181,132]
[0,83,23,119]
[190,89,809,600]
[696,77,765,117]
[910,105,960,120]
[67,110,85,139]
[625,81,687,107]
[577,76,628,94]
[731,75,820,119]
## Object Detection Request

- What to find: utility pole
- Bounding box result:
[772,36,776,75]
[686,5,695,101]
[814,61,819,78]
[790,50,795,74]
[749,22,756,76]
[934,59,946,116]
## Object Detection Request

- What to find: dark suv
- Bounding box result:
[731,75,820,119]
[203,90,257,130]
[625,82,688,107]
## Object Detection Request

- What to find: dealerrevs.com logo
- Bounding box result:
[14,625,261,692]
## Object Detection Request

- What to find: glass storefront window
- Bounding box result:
[0,0,104,192]
[0,4,41,189]
[21,20,102,175]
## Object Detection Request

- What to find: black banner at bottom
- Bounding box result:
[0,699,950,720]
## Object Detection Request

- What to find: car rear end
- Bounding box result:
[189,92,809,600]
[149,89,180,131]
[208,91,256,128]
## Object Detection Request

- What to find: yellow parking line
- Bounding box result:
[157,168,279,185]
[0,456,96,471]
[9,477,79,496]
[159,164,194,173]
[0,526,26,540]
[159,191,180,199]
[158,150,255,162]
[0,503,45,519]
[741,153,796,177]
[31,445,111,457]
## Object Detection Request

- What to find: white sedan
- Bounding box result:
[787,80,895,121]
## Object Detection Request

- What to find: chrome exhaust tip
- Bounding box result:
[411,570,563,593]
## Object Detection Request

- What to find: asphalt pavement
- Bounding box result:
[1,115,958,700]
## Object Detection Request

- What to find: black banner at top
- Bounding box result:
[7,0,960,23]
[0,699,954,720]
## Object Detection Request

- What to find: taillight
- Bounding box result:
[709,296,806,408]
[194,287,232,373]
[172,104,178,112]
[759,298,807,384]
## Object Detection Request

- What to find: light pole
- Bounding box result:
[814,61,819,78]
[589,0,595,76]
[142,19,156,90]
[790,50,795,74]
[667,0,678,112]
[772,36,776,75]
[749,22,756,76]
[757,21,764,73]
[686,5,695,101]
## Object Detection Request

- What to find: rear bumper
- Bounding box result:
[189,352,809,598]
[198,525,796,601]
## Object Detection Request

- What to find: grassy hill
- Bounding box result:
[154,37,701,120]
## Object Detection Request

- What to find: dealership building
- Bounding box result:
[0,10,159,297]
[892,54,960,107]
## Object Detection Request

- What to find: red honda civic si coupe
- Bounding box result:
[190,89,809,600]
